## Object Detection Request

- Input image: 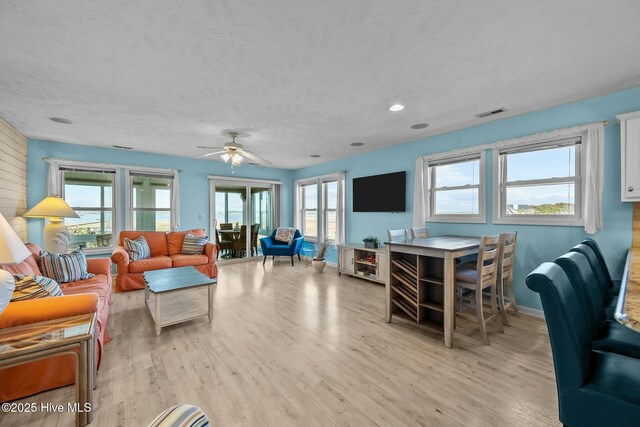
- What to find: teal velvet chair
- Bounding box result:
[580,237,621,291]
[526,263,640,427]
[554,252,640,359]
[569,239,620,300]
[569,243,619,317]
[259,229,304,266]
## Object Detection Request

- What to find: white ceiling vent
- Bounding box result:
[475,108,506,119]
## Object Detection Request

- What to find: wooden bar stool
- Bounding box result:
[387,229,408,242]
[410,226,429,239]
[455,234,504,345]
[497,232,519,326]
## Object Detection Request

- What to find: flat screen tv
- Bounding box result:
[353,171,406,212]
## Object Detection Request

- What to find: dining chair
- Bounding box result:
[410,226,429,239]
[234,225,247,257]
[220,223,233,230]
[251,224,260,256]
[526,262,640,427]
[455,234,504,345]
[569,243,618,318]
[215,229,234,259]
[497,231,519,326]
[580,237,620,292]
[387,229,407,242]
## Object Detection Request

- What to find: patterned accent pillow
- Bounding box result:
[124,236,151,261]
[274,227,296,244]
[11,275,63,301]
[148,404,209,427]
[40,248,94,284]
[181,233,208,255]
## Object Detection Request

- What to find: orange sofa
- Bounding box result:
[0,243,112,403]
[111,229,218,292]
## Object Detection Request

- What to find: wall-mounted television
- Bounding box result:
[353,171,406,212]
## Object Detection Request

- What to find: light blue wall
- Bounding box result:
[27,139,294,248]
[26,85,640,310]
[292,85,640,310]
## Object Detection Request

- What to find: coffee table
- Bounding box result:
[143,266,217,336]
[0,313,96,427]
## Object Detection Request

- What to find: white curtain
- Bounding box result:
[171,171,180,231]
[293,180,301,230]
[583,123,605,234]
[272,183,281,229]
[46,159,61,196]
[335,171,346,244]
[413,157,427,227]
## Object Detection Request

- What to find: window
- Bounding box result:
[129,172,174,231]
[323,179,337,241]
[426,152,486,223]
[295,173,345,243]
[61,167,117,251]
[494,137,583,225]
[215,188,245,226]
[301,182,318,240]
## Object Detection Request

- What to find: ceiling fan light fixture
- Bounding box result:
[221,153,231,163]
[231,153,243,166]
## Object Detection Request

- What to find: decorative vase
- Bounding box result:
[312,259,326,273]
[364,241,379,249]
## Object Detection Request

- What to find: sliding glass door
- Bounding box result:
[210,177,279,262]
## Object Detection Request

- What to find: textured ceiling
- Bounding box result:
[1,1,640,169]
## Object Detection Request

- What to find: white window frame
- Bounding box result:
[322,178,338,242]
[296,173,343,243]
[425,151,486,223]
[299,179,319,242]
[125,169,177,231]
[59,163,121,255]
[492,135,585,226]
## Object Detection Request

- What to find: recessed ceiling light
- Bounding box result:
[350,142,365,147]
[410,123,429,129]
[388,104,405,112]
[112,145,133,150]
[310,154,321,158]
[49,117,73,124]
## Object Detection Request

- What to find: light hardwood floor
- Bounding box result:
[1,260,559,426]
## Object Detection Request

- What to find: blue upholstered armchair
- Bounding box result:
[260,229,304,266]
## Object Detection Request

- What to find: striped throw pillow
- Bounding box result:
[148,404,209,427]
[40,248,94,284]
[11,275,63,301]
[124,236,151,261]
[181,233,208,255]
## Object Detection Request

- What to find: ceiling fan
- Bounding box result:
[197,132,272,166]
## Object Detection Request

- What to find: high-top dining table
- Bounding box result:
[385,235,481,349]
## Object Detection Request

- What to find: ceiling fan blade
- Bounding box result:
[197,146,226,150]
[196,150,228,158]
[237,149,273,165]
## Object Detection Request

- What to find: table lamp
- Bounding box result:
[24,195,79,254]
[0,212,31,314]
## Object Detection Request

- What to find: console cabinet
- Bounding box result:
[337,244,387,284]
[618,111,640,202]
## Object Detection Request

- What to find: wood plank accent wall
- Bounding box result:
[633,203,640,248]
[0,117,28,241]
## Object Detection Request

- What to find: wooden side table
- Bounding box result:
[0,313,96,427]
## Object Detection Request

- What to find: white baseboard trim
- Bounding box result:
[517,306,545,319]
